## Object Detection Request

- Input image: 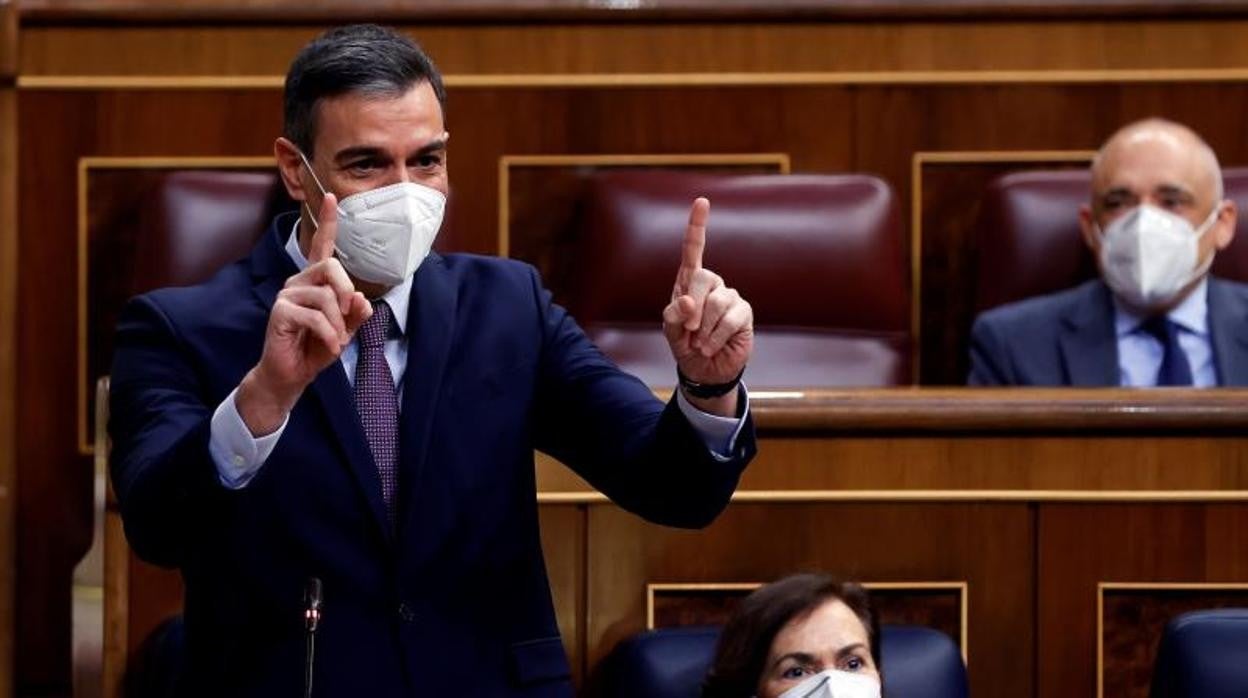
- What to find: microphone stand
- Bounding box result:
[304,578,323,698]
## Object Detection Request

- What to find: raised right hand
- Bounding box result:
[237,193,372,436]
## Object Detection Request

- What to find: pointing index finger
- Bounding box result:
[308,192,338,264]
[681,197,709,274]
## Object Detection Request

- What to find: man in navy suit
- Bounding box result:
[109,25,757,696]
[970,118,1248,387]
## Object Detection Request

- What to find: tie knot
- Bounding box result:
[1138,315,1180,344]
[359,300,393,350]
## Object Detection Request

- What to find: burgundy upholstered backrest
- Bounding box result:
[132,170,283,292]
[975,167,1248,314]
[570,170,911,388]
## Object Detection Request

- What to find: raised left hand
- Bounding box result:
[662,197,754,414]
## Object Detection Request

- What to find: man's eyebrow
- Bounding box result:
[332,146,386,164]
[413,138,448,155]
[1099,187,1134,199]
[1155,183,1195,198]
[769,651,817,671]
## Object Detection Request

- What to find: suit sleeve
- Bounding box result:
[108,295,230,568]
[527,268,756,529]
[967,314,1013,386]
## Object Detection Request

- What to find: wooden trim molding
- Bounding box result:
[496,152,790,258]
[22,69,1248,91]
[76,156,276,455]
[537,490,1248,505]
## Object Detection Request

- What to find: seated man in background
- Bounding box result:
[969,118,1248,387]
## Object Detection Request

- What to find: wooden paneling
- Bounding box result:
[1037,505,1248,697]
[538,504,587,684]
[0,1,15,695]
[586,503,1033,696]
[22,20,1248,79]
[1100,585,1248,698]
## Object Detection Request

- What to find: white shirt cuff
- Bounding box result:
[208,386,288,489]
[675,383,750,461]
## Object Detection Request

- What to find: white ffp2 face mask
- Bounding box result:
[298,151,446,287]
[774,670,881,698]
[1098,203,1220,310]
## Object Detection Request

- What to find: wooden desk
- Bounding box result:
[533,389,1248,697]
[98,388,1248,697]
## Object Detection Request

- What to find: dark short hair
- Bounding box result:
[702,574,881,698]
[283,24,447,157]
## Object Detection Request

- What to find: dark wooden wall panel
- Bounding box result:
[0,1,16,694]
[1102,587,1248,698]
[1037,504,1248,697]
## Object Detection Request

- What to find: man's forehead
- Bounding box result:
[313,83,444,154]
[1093,133,1206,194]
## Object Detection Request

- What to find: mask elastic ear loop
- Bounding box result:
[1195,201,1223,239]
[294,150,351,262]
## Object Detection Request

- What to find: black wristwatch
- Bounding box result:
[677,367,745,399]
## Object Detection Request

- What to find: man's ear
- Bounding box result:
[1078,203,1101,254]
[274,137,308,202]
[1214,199,1238,251]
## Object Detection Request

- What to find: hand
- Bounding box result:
[662,198,754,416]
[237,193,372,436]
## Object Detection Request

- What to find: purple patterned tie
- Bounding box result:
[355,300,399,520]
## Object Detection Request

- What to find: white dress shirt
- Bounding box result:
[1113,277,1218,387]
[208,223,750,488]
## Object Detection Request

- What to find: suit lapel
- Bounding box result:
[250,213,394,543]
[397,255,457,535]
[1058,281,1120,386]
[1208,277,1248,386]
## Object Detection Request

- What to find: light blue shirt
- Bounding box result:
[1113,278,1218,387]
[208,223,748,487]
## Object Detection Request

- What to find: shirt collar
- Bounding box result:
[284,219,411,336]
[1113,276,1209,338]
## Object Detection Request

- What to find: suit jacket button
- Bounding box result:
[398,602,416,622]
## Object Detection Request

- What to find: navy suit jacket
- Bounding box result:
[108,213,756,696]
[968,277,1248,386]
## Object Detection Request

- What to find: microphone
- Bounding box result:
[304,577,323,632]
[304,577,323,698]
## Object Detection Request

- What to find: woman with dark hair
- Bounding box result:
[703,574,882,698]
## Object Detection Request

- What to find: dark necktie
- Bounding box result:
[355,300,399,520]
[1139,316,1194,387]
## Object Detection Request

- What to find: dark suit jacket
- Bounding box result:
[968,277,1248,386]
[108,213,756,697]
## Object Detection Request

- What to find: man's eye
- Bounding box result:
[415,154,443,169]
[348,161,379,175]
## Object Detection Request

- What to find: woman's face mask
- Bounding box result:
[773,669,881,698]
[298,150,446,287]
[1097,202,1220,311]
